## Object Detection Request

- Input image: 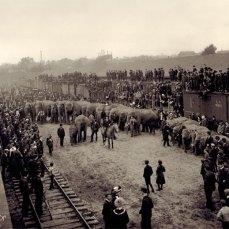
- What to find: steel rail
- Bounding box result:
[28,195,43,229]
[44,164,92,229]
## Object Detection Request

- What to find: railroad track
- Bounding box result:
[9,159,101,229]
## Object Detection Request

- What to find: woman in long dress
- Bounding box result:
[156,160,166,191]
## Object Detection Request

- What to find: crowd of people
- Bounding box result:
[1,64,229,227]
[106,68,165,82]
[187,113,229,137]
[102,159,166,229]
[0,101,46,217]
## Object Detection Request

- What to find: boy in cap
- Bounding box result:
[49,162,54,190]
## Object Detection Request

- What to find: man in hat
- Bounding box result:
[57,124,65,147]
[143,160,155,193]
[49,162,54,190]
[34,174,44,216]
[102,194,115,229]
[162,124,170,147]
[1,149,8,180]
[91,119,100,142]
[139,187,154,229]
[20,173,30,217]
[204,166,216,210]
[46,134,53,156]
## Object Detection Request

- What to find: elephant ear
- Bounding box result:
[86,103,96,115]
[77,100,90,115]
[43,100,54,109]
[129,109,141,122]
[72,101,80,113]
[35,101,43,111]
[75,114,90,126]
[95,103,105,117]
[64,101,73,111]
[109,107,119,119]
[69,124,76,135]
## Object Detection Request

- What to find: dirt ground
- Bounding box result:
[39,124,221,229]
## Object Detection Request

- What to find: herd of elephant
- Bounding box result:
[24,100,160,139]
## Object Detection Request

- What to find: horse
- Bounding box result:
[101,124,118,149]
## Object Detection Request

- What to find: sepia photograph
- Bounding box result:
[0,0,229,228]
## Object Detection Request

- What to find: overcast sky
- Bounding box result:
[0,0,228,63]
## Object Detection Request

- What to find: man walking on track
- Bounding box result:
[57,124,65,147]
[143,160,155,193]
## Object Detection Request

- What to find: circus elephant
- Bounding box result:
[57,102,66,123]
[127,109,141,136]
[95,103,106,122]
[69,123,78,145]
[24,102,36,121]
[77,100,90,116]
[35,101,45,123]
[62,101,74,124]
[72,101,82,119]
[42,100,54,122]
[140,109,159,133]
[51,103,59,123]
[109,106,132,131]
[75,115,90,142]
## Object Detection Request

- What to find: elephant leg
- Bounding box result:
[108,138,110,149]
[83,130,86,142]
[102,135,106,144]
[111,138,114,148]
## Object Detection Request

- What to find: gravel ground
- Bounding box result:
[39,124,221,229]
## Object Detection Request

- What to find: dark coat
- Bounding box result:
[156,165,165,184]
[143,165,153,179]
[204,170,216,191]
[102,200,115,227]
[57,127,65,138]
[110,208,129,229]
[46,137,53,149]
[139,195,154,217]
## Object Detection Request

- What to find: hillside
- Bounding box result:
[1,52,229,85]
[42,52,229,76]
